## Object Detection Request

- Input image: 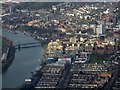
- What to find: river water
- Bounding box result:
[2,30,44,88]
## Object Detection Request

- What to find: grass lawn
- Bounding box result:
[90,53,112,63]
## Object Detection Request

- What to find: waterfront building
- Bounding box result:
[48,41,63,51]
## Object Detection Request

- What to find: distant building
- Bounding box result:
[48,41,63,51]
[80,37,84,42]
[75,52,89,63]
[47,41,63,56]
[70,37,77,43]
[85,45,93,52]
[52,6,57,11]
[58,57,71,63]
[45,15,51,21]
[90,24,96,34]
[96,24,106,35]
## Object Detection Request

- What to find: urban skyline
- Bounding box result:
[1,2,120,89]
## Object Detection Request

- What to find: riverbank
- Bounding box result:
[0,37,16,72]
[2,44,15,72]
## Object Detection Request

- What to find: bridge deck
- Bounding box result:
[15,42,41,46]
[15,42,41,49]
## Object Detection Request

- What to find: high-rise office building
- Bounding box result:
[96,24,106,35]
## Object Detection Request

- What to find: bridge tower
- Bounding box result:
[18,43,21,51]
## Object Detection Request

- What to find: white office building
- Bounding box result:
[96,24,106,35]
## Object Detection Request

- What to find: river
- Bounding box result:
[2,30,44,88]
